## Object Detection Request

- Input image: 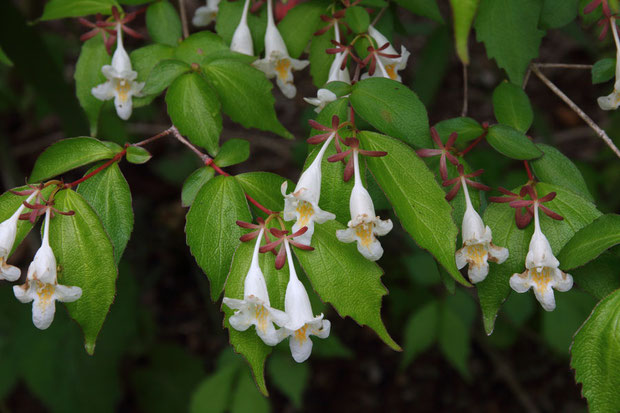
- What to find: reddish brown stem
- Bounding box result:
[524,160,534,181]
[460,130,487,156]
[133,127,174,147]
[64,149,127,189]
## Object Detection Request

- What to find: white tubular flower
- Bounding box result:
[13,209,82,330]
[278,240,330,363]
[336,150,392,261]
[598,18,620,110]
[361,25,410,82]
[455,177,508,283]
[230,0,254,55]
[253,0,309,98]
[223,228,289,345]
[509,204,573,311]
[282,134,336,246]
[192,0,220,27]
[303,27,350,112]
[92,24,145,120]
[0,191,38,281]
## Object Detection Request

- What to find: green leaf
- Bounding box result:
[351,78,431,148]
[182,167,215,207]
[592,58,616,84]
[146,0,182,47]
[345,6,370,33]
[486,124,542,160]
[174,32,228,65]
[540,0,578,29]
[49,189,118,354]
[77,163,134,265]
[39,0,118,20]
[214,139,250,167]
[216,0,267,56]
[189,365,238,413]
[571,289,620,413]
[278,1,326,58]
[477,183,601,334]
[142,59,191,96]
[449,0,479,64]
[223,237,291,395]
[530,143,593,201]
[75,36,111,136]
[166,72,222,155]
[492,81,534,132]
[186,176,251,300]
[474,0,544,84]
[234,172,289,213]
[126,146,152,164]
[0,186,53,257]
[267,352,309,408]
[572,255,620,300]
[309,29,334,88]
[202,59,292,139]
[394,0,444,23]
[230,372,270,413]
[29,137,121,183]
[294,220,400,351]
[130,44,176,108]
[434,117,484,144]
[359,131,468,286]
[558,214,620,270]
[0,46,13,66]
[324,81,353,97]
[402,301,438,367]
[201,49,257,65]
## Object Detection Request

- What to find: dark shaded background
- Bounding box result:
[1,0,620,412]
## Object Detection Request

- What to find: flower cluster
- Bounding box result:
[0,189,82,330]
[223,225,329,362]
[193,0,221,27]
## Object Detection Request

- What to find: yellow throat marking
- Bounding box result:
[296,201,314,228]
[275,58,291,81]
[531,267,552,291]
[254,304,268,333]
[36,283,55,305]
[386,64,397,80]
[115,79,131,103]
[355,223,374,247]
[466,244,486,266]
[294,325,308,344]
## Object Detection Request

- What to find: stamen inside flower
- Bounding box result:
[275,58,291,80]
[115,79,131,102]
[294,324,308,344]
[355,222,374,247]
[531,267,552,290]
[296,201,314,227]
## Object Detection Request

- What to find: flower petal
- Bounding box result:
[509,272,532,294]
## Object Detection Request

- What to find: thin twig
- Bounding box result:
[461,63,468,117]
[170,126,209,162]
[529,63,620,159]
[133,127,174,147]
[370,6,387,27]
[534,63,593,70]
[178,0,189,39]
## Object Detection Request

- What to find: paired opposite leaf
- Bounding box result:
[142,59,191,96]
[166,72,222,155]
[29,137,122,183]
[77,162,134,265]
[294,220,400,351]
[492,82,533,132]
[345,7,370,33]
[49,189,118,354]
[202,60,292,139]
[592,58,616,85]
[558,214,620,270]
[234,172,289,213]
[474,0,544,84]
[486,124,542,160]
[39,0,118,20]
[181,167,215,207]
[351,78,431,148]
[214,139,250,167]
[186,176,251,300]
[433,117,484,145]
[358,131,467,286]
[75,36,110,136]
[126,146,152,164]
[278,1,327,58]
[571,289,620,413]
